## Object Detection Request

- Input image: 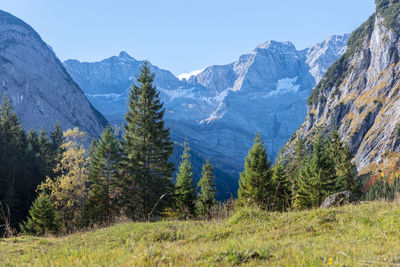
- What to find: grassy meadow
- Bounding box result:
[2,201,400,266]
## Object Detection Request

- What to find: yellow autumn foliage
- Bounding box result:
[38,127,89,232]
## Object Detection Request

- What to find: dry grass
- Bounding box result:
[1,201,400,266]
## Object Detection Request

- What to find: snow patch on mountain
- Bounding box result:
[264,77,300,97]
[178,69,204,80]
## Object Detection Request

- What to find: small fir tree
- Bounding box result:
[294,133,336,209]
[174,141,197,218]
[328,130,358,193]
[237,134,273,209]
[20,194,59,236]
[271,164,291,211]
[196,159,217,219]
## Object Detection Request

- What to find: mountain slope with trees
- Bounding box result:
[280,0,400,173]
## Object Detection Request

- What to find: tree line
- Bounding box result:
[0,62,359,237]
[237,130,359,211]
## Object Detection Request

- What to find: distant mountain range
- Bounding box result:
[0,10,107,137]
[64,34,349,197]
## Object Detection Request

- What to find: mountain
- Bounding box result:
[64,35,348,198]
[279,0,400,172]
[0,10,107,137]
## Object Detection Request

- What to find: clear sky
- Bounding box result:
[1,0,375,76]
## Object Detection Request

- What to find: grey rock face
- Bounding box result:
[0,10,107,137]
[64,35,348,195]
[281,7,400,172]
[320,191,359,208]
[304,34,350,83]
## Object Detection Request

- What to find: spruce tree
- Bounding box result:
[271,164,291,211]
[120,62,174,221]
[50,122,63,153]
[85,125,121,225]
[328,130,358,194]
[287,138,306,196]
[238,134,273,209]
[38,128,53,179]
[294,134,336,209]
[20,194,59,236]
[175,141,197,218]
[196,159,217,219]
[26,128,41,206]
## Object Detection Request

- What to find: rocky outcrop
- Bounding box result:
[280,1,400,172]
[0,10,107,137]
[320,191,359,208]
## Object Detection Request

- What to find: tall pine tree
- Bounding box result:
[196,159,217,219]
[175,141,197,218]
[238,134,273,209]
[120,62,174,221]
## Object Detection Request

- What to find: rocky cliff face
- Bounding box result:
[280,1,400,171]
[0,10,107,137]
[64,35,348,196]
[304,34,350,83]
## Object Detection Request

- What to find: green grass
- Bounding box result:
[2,201,400,266]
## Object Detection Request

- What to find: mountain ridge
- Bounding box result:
[0,9,107,137]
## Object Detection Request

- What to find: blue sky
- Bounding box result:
[1,0,375,76]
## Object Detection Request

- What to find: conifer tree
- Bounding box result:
[120,62,174,220]
[20,194,59,236]
[26,128,41,206]
[0,94,29,228]
[294,134,336,209]
[48,123,63,176]
[238,134,273,209]
[196,159,217,218]
[328,130,358,193]
[85,125,121,225]
[287,138,306,196]
[271,164,291,211]
[175,141,196,218]
[35,128,55,181]
[50,122,63,154]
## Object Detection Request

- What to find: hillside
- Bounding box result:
[1,201,400,266]
[0,10,107,137]
[279,0,400,171]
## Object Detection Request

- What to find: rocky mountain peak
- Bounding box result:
[118,51,136,61]
[0,10,107,137]
[256,40,297,52]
